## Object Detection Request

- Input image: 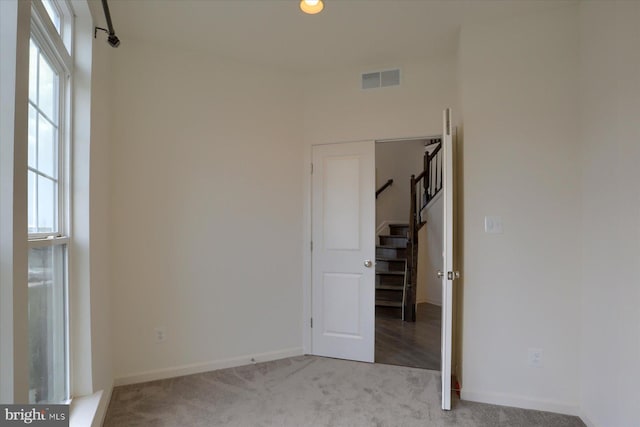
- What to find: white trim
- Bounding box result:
[440,108,454,410]
[27,236,69,248]
[417,298,442,307]
[0,0,31,402]
[460,389,581,417]
[69,385,112,427]
[91,386,113,427]
[376,135,440,144]
[114,347,304,387]
[69,390,100,427]
[31,1,72,72]
[302,144,312,355]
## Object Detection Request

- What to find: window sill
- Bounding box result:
[69,390,104,427]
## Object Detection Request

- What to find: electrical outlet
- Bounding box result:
[154,327,166,343]
[528,348,543,368]
[484,216,503,234]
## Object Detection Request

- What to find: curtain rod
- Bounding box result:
[94,0,120,48]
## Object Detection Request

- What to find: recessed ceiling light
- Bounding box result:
[300,0,324,15]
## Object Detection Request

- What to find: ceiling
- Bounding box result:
[105,0,575,74]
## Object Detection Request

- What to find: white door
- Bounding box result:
[311,141,376,363]
[441,108,457,410]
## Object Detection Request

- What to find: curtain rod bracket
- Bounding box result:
[96,0,120,48]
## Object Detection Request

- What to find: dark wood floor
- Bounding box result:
[375,302,441,371]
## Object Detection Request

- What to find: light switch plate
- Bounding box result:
[484,216,503,234]
[528,348,543,368]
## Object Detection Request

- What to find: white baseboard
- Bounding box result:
[114,347,304,387]
[460,389,580,417]
[419,298,442,307]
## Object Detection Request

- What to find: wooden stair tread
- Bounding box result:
[376,285,403,291]
[375,300,402,308]
[376,257,407,262]
[377,245,408,249]
[375,270,405,276]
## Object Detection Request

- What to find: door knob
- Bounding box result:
[364,260,373,268]
[437,271,444,278]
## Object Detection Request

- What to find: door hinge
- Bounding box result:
[310,318,313,328]
[311,163,313,174]
[446,110,451,136]
[447,271,460,281]
[310,241,313,251]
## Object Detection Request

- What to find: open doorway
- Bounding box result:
[374,137,444,371]
[308,109,457,409]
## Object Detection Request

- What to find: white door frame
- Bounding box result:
[441,108,456,410]
[301,132,457,410]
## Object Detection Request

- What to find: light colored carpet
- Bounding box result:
[104,356,585,427]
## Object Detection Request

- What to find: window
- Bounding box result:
[28,39,60,236]
[41,0,61,34]
[28,0,73,404]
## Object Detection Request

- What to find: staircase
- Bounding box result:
[375,137,443,322]
[375,224,409,317]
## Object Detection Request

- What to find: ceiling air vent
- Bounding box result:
[361,69,401,90]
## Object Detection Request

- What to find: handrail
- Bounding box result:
[429,143,442,159]
[375,179,394,198]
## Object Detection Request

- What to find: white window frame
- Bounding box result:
[29,0,73,241]
[28,0,75,404]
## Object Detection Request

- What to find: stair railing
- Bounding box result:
[375,178,393,199]
[405,139,442,322]
[424,143,443,208]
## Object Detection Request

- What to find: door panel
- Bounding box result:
[311,141,375,363]
[322,273,361,337]
[323,157,361,250]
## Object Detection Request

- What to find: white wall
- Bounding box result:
[458,4,582,414]
[86,11,114,423]
[65,4,115,424]
[70,0,115,399]
[375,140,424,228]
[109,29,458,386]
[303,57,458,145]
[578,2,640,426]
[417,194,443,305]
[109,40,305,382]
[301,57,458,352]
